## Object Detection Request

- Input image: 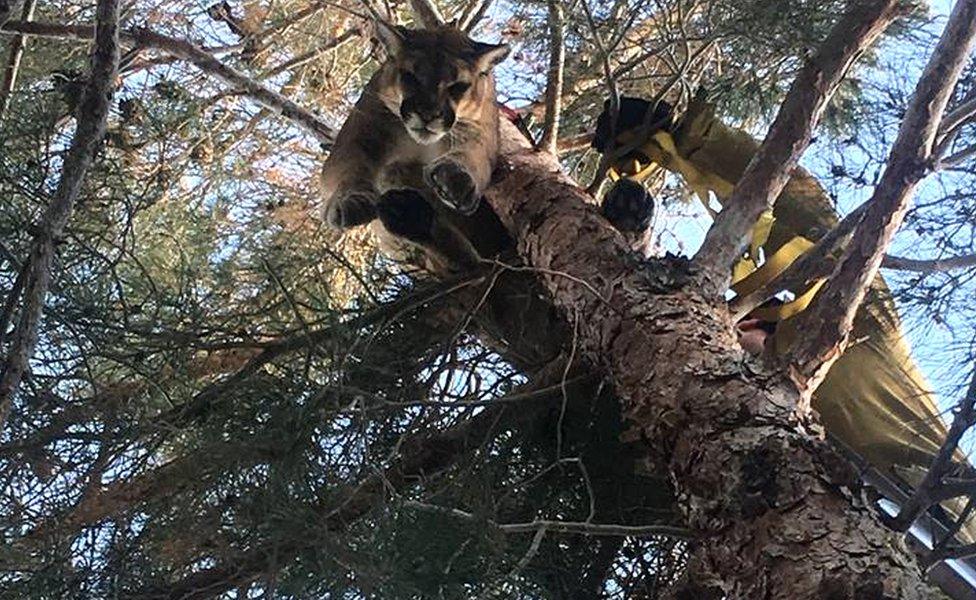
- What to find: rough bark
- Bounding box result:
[485,122,929,598]
[693,0,906,297]
[0,0,120,431]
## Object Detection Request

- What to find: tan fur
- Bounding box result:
[320,23,509,243]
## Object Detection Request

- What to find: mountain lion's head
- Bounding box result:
[375,22,509,145]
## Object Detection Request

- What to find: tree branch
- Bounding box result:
[0,20,337,145]
[0,0,35,117]
[889,368,976,532]
[484,120,931,598]
[404,501,691,538]
[258,27,360,80]
[538,0,565,154]
[0,0,119,432]
[129,370,582,600]
[408,0,445,28]
[785,0,976,395]
[728,203,868,321]
[692,0,905,298]
[882,252,976,273]
[458,0,493,32]
[0,0,20,28]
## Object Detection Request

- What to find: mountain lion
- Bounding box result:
[320,21,509,263]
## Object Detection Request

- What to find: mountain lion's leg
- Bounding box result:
[424,121,494,215]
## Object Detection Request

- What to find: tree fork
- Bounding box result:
[485,122,929,598]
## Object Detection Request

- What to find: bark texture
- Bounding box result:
[486,122,929,598]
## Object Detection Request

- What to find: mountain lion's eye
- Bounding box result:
[401,71,420,87]
[448,82,471,98]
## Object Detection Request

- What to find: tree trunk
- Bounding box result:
[485,122,930,598]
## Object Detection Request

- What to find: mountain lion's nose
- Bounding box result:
[416,108,441,123]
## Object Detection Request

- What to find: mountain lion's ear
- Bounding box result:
[375,20,408,57]
[470,42,510,73]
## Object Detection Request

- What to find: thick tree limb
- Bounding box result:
[408,0,445,28]
[485,121,929,598]
[786,0,976,395]
[538,0,565,154]
[0,20,338,145]
[692,0,905,298]
[0,0,119,432]
[0,0,34,117]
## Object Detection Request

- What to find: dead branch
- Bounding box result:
[580,0,621,196]
[0,20,338,145]
[692,0,905,298]
[0,0,34,117]
[404,501,691,537]
[0,0,120,432]
[786,0,976,395]
[538,0,565,154]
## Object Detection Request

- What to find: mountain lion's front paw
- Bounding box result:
[424,159,479,215]
[325,190,378,228]
[376,189,434,243]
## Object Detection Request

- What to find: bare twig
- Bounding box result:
[882,252,976,273]
[0,20,338,145]
[259,27,360,79]
[0,0,119,432]
[692,0,905,298]
[0,0,21,28]
[786,0,976,395]
[408,0,445,28]
[889,369,976,532]
[458,0,493,32]
[538,0,565,154]
[403,501,690,537]
[0,0,35,117]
